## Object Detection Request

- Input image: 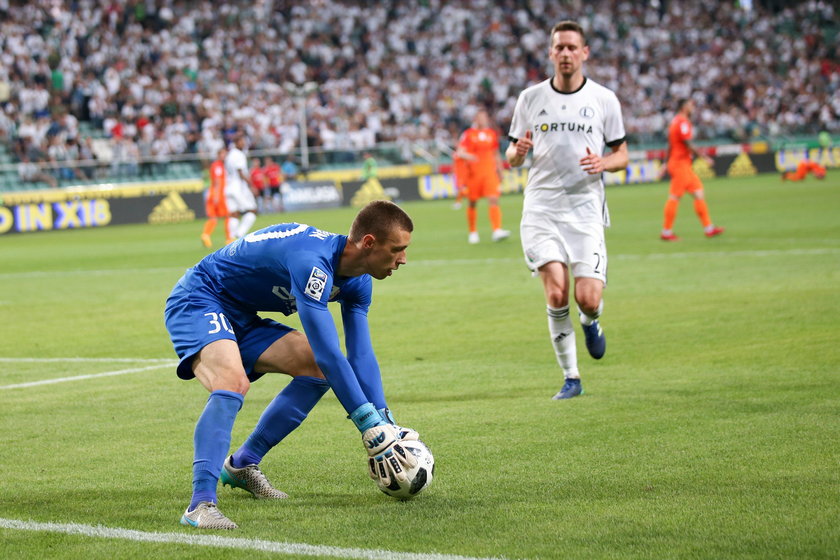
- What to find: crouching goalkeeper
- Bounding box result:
[164,200,419,529]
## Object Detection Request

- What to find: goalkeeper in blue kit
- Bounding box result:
[164,200,419,529]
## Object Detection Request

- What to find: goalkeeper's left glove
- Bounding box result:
[362,423,418,486]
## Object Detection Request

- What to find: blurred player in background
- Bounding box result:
[506,20,628,400]
[451,135,469,210]
[660,98,725,241]
[263,156,284,212]
[781,159,826,181]
[250,157,268,213]
[165,200,419,529]
[361,151,378,181]
[455,108,510,244]
[224,133,258,239]
[200,146,231,247]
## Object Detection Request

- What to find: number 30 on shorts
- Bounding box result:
[204,312,234,335]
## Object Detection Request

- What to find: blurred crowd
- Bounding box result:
[0,0,837,185]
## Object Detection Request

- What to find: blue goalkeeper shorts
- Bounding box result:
[164,282,294,382]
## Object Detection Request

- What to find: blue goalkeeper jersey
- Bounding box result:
[183,223,370,317]
[178,222,379,413]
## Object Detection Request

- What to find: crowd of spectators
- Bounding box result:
[0,0,837,186]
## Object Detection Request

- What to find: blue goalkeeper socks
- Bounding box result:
[231,376,330,468]
[189,390,244,511]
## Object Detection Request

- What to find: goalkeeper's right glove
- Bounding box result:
[395,425,419,441]
[362,423,418,486]
[377,407,419,441]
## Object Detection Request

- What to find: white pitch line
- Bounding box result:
[0,357,174,363]
[0,518,510,560]
[0,363,176,390]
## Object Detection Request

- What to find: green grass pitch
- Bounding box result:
[1,172,838,559]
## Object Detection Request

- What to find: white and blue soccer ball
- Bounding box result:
[377,439,435,500]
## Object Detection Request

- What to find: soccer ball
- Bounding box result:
[376,439,435,500]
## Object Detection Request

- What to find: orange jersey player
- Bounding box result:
[455,108,509,244]
[660,98,724,241]
[782,159,826,181]
[201,146,232,247]
[451,136,470,210]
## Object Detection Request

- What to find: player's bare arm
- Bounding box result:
[494,152,505,178]
[579,142,628,175]
[658,147,671,179]
[453,147,477,161]
[506,130,532,167]
[687,140,714,166]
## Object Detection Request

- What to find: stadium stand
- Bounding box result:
[0,0,837,191]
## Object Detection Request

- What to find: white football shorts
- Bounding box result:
[520,211,607,283]
[225,183,257,214]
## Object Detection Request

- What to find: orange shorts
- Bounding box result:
[668,162,703,197]
[467,172,500,201]
[453,159,470,190]
[205,198,229,218]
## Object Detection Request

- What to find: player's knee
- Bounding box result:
[233,377,251,395]
[578,299,601,316]
[214,372,250,395]
[576,292,602,314]
[574,283,603,313]
[545,288,568,309]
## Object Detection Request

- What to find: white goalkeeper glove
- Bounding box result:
[395,425,419,441]
[377,407,419,441]
[362,423,418,486]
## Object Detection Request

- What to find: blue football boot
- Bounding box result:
[552,378,583,400]
[581,320,606,359]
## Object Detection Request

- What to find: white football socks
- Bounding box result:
[579,300,604,327]
[547,305,579,379]
[237,211,257,238]
[227,216,240,238]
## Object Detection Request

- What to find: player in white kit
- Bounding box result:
[224,133,258,239]
[506,21,629,400]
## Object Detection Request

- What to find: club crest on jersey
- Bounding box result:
[579,106,595,119]
[304,267,328,301]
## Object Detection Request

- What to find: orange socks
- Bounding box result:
[202,218,217,236]
[224,218,233,242]
[467,206,477,233]
[663,198,679,231]
[468,204,504,233]
[665,197,713,230]
[693,199,712,228]
[489,205,502,231]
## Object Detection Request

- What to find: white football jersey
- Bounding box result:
[224,146,249,194]
[508,78,625,225]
